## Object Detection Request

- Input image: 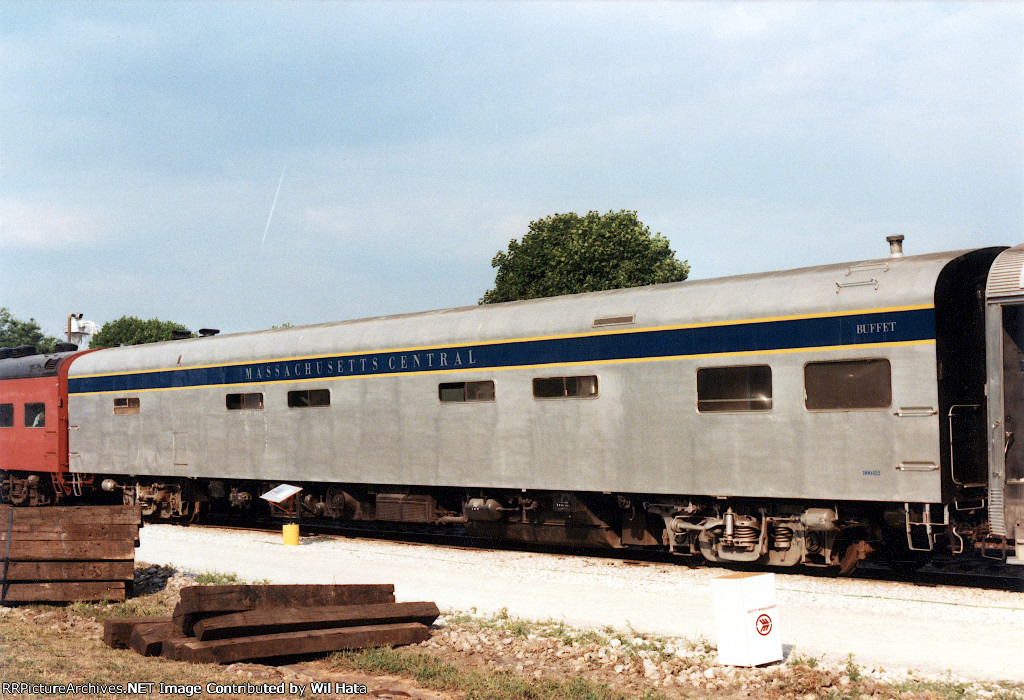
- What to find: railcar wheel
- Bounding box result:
[1,471,53,507]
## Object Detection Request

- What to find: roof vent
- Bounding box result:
[12,345,35,358]
[198,328,220,337]
[887,235,905,258]
[593,315,635,328]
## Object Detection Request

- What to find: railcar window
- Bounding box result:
[226,392,264,410]
[804,359,892,410]
[532,375,599,399]
[439,380,495,403]
[113,397,140,415]
[0,403,12,428]
[697,365,772,412]
[24,403,45,428]
[288,389,331,408]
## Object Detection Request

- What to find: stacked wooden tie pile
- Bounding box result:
[104,584,438,664]
[0,505,141,604]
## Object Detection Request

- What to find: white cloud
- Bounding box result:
[0,1,1019,337]
[642,194,1003,283]
[304,206,353,238]
[0,198,102,248]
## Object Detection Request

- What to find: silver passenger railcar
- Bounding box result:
[43,240,1021,569]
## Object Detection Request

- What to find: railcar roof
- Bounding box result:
[67,247,984,375]
[237,247,975,327]
[0,352,77,380]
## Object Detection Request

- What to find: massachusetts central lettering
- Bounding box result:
[67,307,935,395]
[243,349,478,382]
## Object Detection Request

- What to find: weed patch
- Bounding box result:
[330,646,652,700]
[788,653,820,669]
[192,570,244,585]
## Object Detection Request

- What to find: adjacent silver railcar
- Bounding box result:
[61,241,1021,570]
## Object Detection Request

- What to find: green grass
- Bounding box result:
[574,629,609,646]
[428,609,1024,700]
[452,610,659,650]
[441,608,718,667]
[890,677,1024,700]
[843,653,861,683]
[461,607,545,638]
[67,595,174,621]
[191,570,244,585]
[0,606,296,699]
[787,653,820,669]
[329,646,669,700]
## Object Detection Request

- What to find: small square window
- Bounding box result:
[25,403,45,428]
[697,365,772,412]
[439,380,495,402]
[226,393,264,410]
[804,359,892,410]
[288,389,331,407]
[532,375,598,399]
[114,397,141,415]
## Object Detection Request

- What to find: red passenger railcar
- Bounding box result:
[0,349,91,505]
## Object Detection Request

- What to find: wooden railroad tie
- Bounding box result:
[129,621,187,657]
[167,623,431,664]
[0,505,142,604]
[105,584,437,664]
[172,582,396,635]
[191,601,440,640]
[104,616,174,649]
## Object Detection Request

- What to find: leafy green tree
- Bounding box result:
[481,210,690,304]
[0,307,58,353]
[89,316,193,348]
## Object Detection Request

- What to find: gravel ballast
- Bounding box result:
[135,524,1024,687]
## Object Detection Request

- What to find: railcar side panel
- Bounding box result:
[0,377,62,474]
[42,245,1024,565]
[67,348,942,503]
[66,250,971,508]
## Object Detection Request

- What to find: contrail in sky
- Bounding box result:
[261,166,286,247]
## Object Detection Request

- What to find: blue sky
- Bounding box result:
[2,1,1022,339]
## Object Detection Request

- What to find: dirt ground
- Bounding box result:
[136,524,1024,685]
[1,564,1021,700]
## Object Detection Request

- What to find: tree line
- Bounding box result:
[4,210,687,351]
[0,309,193,352]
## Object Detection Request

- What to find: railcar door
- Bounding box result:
[985,245,1024,564]
[936,251,995,492]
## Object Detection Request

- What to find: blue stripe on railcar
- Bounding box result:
[67,306,935,395]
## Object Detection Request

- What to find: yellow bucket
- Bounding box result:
[282,523,300,546]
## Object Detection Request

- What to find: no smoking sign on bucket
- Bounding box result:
[710,572,783,667]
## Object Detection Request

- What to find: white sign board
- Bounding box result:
[710,572,783,667]
[260,484,303,504]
